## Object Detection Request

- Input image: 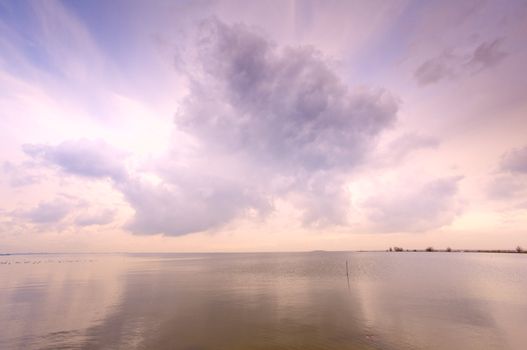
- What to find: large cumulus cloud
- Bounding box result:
[168,19,398,229]
[180,19,398,172]
[23,19,400,236]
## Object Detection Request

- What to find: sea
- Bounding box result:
[1,251,526,349]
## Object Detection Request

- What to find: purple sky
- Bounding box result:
[1,0,526,252]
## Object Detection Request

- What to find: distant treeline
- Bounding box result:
[387,246,526,254]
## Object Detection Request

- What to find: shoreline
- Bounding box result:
[2,249,527,256]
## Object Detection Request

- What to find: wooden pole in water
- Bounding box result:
[346,260,350,289]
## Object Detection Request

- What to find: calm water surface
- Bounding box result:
[1,252,526,349]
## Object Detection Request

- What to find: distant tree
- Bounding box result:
[446,247,452,252]
[393,247,403,252]
[389,247,393,252]
[425,247,434,252]
[517,246,523,253]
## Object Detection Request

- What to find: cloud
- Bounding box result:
[364,176,463,232]
[179,18,398,172]
[487,145,527,202]
[500,145,527,174]
[292,172,351,227]
[415,38,507,86]
[119,174,271,236]
[164,18,398,232]
[487,175,526,200]
[377,133,440,164]
[23,139,127,181]
[19,199,71,224]
[75,209,115,226]
[2,161,41,187]
[414,52,456,86]
[467,38,508,71]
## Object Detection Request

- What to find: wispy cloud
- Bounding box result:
[23,139,128,181]
[414,38,508,86]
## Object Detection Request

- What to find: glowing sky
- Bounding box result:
[1,0,526,252]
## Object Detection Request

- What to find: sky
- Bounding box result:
[0,0,526,253]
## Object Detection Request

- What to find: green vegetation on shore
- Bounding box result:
[386,246,526,254]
